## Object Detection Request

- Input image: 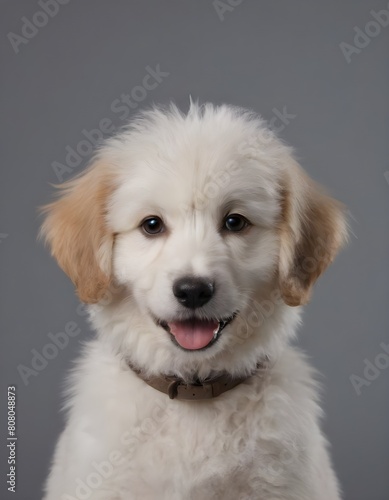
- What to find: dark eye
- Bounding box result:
[223,214,249,232]
[141,216,165,235]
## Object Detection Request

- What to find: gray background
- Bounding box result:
[1,1,388,499]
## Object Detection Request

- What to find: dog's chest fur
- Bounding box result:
[46,341,338,500]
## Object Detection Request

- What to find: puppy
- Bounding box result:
[41,103,347,500]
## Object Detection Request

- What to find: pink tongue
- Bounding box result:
[168,319,219,350]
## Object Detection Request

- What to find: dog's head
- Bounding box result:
[41,104,347,377]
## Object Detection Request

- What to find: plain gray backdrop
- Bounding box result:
[1,1,388,499]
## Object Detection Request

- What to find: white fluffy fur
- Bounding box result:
[42,103,345,500]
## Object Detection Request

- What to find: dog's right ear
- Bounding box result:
[40,162,114,304]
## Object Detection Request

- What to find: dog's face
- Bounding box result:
[41,105,347,374]
[109,121,281,355]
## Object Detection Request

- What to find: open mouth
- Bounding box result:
[157,313,237,351]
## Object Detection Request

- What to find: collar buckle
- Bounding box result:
[128,360,270,401]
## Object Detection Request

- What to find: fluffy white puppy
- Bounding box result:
[41,103,347,500]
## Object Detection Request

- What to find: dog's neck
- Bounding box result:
[127,358,270,400]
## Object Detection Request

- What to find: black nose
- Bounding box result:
[173,277,214,309]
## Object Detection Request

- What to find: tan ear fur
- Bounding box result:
[40,163,114,304]
[279,161,348,306]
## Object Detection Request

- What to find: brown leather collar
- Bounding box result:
[128,360,269,400]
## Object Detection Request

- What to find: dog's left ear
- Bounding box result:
[278,160,348,307]
[40,162,114,304]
